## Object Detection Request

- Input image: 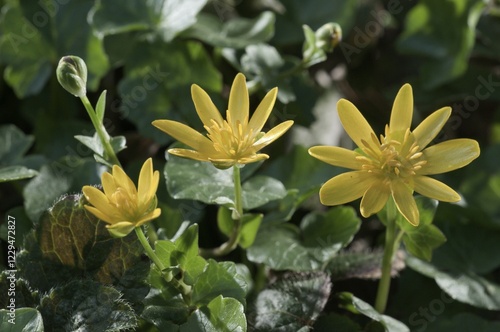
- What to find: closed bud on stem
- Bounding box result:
[315,23,342,53]
[56,55,87,97]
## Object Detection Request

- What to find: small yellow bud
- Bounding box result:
[315,23,342,53]
[56,55,87,97]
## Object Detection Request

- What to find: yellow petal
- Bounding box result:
[101,172,118,197]
[413,176,461,202]
[391,180,419,226]
[138,158,158,204]
[191,84,224,127]
[168,148,211,162]
[413,107,451,150]
[236,154,269,165]
[308,146,363,170]
[248,87,277,134]
[319,171,378,206]
[84,205,115,224]
[83,186,114,214]
[135,208,162,227]
[106,222,135,238]
[337,99,377,151]
[420,139,480,175]
[152,120,216,153]
[360,183,390,217]
[389,83,413,134]
[112,165,137,195]
[252,120,294,151]
[228,73,249,129]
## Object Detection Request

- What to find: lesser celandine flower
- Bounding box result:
[82,158,161,237]
[309,84,480,226]
[152,73,294,169]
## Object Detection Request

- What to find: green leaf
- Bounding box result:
[301,24,327,67]
[407,255,500,310]
[327,250,404,281]
[247,206,361,270]
[424,312,500,332]
[251,272,331,331]
[337,292,410,332]
[95,90,107,122]
[16,194,143,292]
[402,224,446,261]
[0,0,109,97]
[22,157,100,222]
[0,272,40,310]
[397,0,486,88]
[165,155,287,210]
[217,207,263,249]
[180,296,246,332]
[0,125,34,162]
[155,225,207,285]
[0,308,43,332]
[90,0,208,42]
[0,165,38,182]
[192,260,248,306]
[183,11,275,49]
[117,40,221,143]
[39,279,137,331]
[74,133,127,167]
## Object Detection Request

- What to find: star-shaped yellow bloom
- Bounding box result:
[309,84,480,226]
[152,73,294,169]
[82,158,161,237]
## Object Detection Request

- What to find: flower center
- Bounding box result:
[205,119,256,159]
[356,126,427,180]
[110,188,141,220]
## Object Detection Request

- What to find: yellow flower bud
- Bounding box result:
[56,55,87,97]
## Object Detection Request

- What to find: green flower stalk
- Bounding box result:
[56,55,88,97]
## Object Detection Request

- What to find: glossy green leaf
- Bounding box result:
[0,0,109,97]
[397,0,486,88]
[118,40,221,143]
[251,272,331,331]
[0,166,38,182]
[165,155,287,210]
[407,255,500,310]
[0,125,34,162]
[16,194,143,292]
[337,292,410,332]
[155,224,207,285]
[424,312,500,332]
[39,280,137,331]
[74,133,127,167]
[402,224,446,262]
[180,296,246,332]
[183,11,275,49]
[217,207,263,249]
[90,0,208,42]
[247,206,361,270]
[0,308,43,332]
[22,157,100,222]
[192,260,248,306]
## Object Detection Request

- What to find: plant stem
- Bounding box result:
[374,200,404,314]
[199,165,243,257]
[80,95,121,167]
[135,227,192,299]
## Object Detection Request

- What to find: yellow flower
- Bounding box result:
[152,73,294,169]
[82,158,161,237]
[308,84,480,226]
